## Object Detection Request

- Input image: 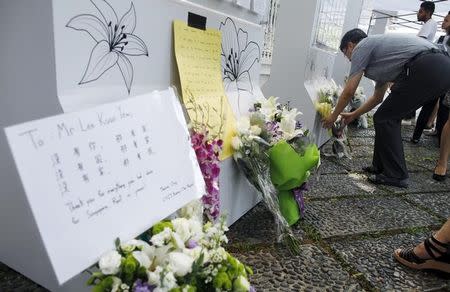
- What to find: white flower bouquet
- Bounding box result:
[87,201,254,292]
[231,97,320,254]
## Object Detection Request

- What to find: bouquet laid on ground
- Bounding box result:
[87,201,254,292]
[314,80,367,158]
[347,83,368,129]
[231,97,320,253]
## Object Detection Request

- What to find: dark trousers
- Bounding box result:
[413,95,450,143]
[372,53,450,180]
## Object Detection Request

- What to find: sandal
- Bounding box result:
[394,235,450,273]
[433,167,447,182]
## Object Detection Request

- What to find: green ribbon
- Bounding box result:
[268,141,320,225]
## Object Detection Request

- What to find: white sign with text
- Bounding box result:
[5,88,204,284]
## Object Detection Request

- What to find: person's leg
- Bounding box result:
[370,53,450,185]
[412,98,439,142]
[434,116,450,177]
[394,218,450,273]
[436,95,449,144]
[427,100,439,128]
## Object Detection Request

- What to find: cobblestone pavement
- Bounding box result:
[1,125,450,291]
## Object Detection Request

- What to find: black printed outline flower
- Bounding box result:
[66,0,148,93]
[219,17,261,94]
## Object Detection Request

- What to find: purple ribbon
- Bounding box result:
[292,183,308,216]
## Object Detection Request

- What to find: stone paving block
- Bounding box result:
[337,156,425,173]
[232,245,361,292]
[406,192,450,219]
[304,197,440,238]
[347,137,374,147]
[348,145,373,158]
[228,202,306,244]
[405,153,450,173]
[347,128,375,138]
[228,203,278,245]
[0,263,47,292]
[317,157,348,175]
[331,233,450,291]
[305,173,388,199]
[380,172,450,194]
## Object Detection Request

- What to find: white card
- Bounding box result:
[4,88,204,284]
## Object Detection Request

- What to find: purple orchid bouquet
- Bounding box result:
[190,130,223,221]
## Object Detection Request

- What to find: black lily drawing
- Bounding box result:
[219,17,260,94]
[66,0,148,93]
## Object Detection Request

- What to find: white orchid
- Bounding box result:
[259,96,280,119]
[98,250,121,275]
[132,251,151,269]
[66,0,148,93]
[280,108,303,140]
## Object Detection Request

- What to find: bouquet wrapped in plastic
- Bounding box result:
[232,97,319,254]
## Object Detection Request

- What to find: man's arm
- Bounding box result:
[353,81,388,116]
[322,72,363,129]
[333,72,363,116]
[341,81,388,125]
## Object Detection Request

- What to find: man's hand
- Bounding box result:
[340,112,358,126]
[322,113,337,129]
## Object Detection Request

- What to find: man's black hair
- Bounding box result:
[339,28,368,52]
[420,1,435,15]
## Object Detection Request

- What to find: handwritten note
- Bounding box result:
[173,20,236,159]
[4,88,204,284]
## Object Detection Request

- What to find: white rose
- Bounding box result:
[132,251,151,269]
[168,252,194,277]
[231,136,243,150]
[99,250,122,275]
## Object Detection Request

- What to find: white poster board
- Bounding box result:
[4,88,204,284]
[52,0,264,117]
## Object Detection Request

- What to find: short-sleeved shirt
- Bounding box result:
[417,18,438,41]
[349,34,437,83]
[437,35,450,53]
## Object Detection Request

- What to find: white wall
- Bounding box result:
[262,0,320,134]
[0,0,264,290]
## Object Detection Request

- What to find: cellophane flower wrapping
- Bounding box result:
[232,97,319,255]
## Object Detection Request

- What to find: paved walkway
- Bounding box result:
[1,125,450,291]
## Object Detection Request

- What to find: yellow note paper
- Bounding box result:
[173,20,236,160]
